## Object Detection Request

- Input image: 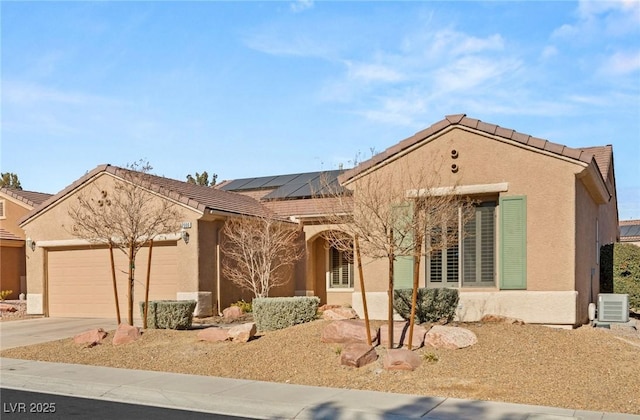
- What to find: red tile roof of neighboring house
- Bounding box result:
[0,228,23,241]
[339,114,611,184]
[19,164,277,226]
[0,188,53,208]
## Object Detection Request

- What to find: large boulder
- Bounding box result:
[74,328,108,346]
[340,343,378,368]
[197,327,230,343]
[322,307,358,320]
[383,349,422,371]
[222,306,244,321]
[321,320,379,345]
[112,323,142,346]
[425,325,477,349]
[228,322,257,343]
[379,322,428,349]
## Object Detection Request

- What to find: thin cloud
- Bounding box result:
[600,51,640,75]
[345,61,405,83]
[290,0,313,13]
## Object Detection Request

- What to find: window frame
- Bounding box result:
[327,245,354,290]
[0,199,5,219]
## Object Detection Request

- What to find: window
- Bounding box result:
[0,200,5,219]
[427,202,496,288]
[329,246,354,289]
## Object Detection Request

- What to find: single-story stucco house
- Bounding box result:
[0,187,52,300]
[20,114,618,327]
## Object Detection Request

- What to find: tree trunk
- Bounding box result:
[143,240,154,329]
[387,228,395,349]
[109,243,121,324]
[128,243,135,326]
[354,236,372,346]
[407,232,423,350]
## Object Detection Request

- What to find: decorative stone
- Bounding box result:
[321,320,379,345]
[383,348,422,371]
[425,325,478,349]
[197,327,230,342]
[322,307,358,320]
[228,322,256,342]
[223,306,243,320]
[74,328,108,345]
[480,314,525,325]
[340,343,378,368]
[379,322,428,349]
[318,304,342,312]
[112,323,142,346]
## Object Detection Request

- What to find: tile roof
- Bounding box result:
[620,219,640,242]
[340,114,610,183]
[579,145,613,179]
[0,188,53,207]
[20,164,275,226]
[0,228,23,241]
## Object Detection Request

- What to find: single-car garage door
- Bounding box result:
[47,243,178,318]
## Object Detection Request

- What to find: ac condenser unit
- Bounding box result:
[597,294,629,323]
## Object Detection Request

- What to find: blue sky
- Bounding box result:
[2,1,639,219]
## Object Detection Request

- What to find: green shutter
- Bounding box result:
[499,196,527,289]
[392,201,414,289]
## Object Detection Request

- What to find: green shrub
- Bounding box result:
[393,288,459,323]
[140,300,197,330]
[231,299,252,313]
[612,243,640,311]
[252,296,320,331]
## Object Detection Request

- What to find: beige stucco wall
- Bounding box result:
[21,172,203,315]
[0,194,32,239]
[349,127,582,294]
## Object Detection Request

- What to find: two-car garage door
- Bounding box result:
[47,243,178,318]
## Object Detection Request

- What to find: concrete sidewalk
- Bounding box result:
[1,357,637,420]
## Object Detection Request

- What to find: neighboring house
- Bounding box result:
[222,114,619,327]
[19,165,293,318]
[0,188,52,299]
[21,114,619,327]
[619,220,640,246]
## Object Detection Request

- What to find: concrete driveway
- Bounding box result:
[0,318,118,350]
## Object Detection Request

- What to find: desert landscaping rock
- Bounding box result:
[321,319,379,345]
[2,320,639,415]
[197,327,230,342]
[112,323,142,346]
[322,307,358,320]
[425,325,478,349]
[379,322,427,349]
[228,322,256,342]
[383,348,422,371]
[0,303,18,313]
[222,306,243,320]
[340,343,378,368]
[73,328,108,345]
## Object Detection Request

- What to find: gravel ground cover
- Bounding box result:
[1,314,639,415]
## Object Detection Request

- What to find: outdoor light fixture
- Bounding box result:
[26,237,36,251]
[180,229,190,244]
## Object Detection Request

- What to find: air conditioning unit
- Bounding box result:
[597,294,629,323]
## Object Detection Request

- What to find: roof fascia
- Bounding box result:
[0,192,35,210]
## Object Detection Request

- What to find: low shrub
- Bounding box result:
[140,300,197,330]
[393,288,459,323]
[252,296,320,331]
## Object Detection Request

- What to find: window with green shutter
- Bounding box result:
[499,196,527,289]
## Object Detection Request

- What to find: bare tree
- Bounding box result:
[222,215,304,299]
[67,161,182,326]
[321,160,474,348]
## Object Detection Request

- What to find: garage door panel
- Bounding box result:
[48,244,178,318]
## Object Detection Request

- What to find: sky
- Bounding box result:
[1,1,639,219]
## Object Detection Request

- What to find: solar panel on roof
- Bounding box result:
[220,178,257,191]
[621,225,640,237]
[240,175,279,190]
[262,174,300,188]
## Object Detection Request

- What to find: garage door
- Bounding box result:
[47,243,178,318]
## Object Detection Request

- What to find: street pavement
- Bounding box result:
[1,318,638,420]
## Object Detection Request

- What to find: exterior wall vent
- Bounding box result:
[597,293,629,323]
